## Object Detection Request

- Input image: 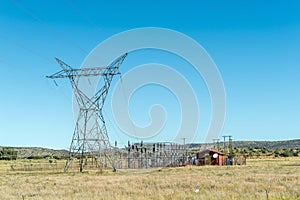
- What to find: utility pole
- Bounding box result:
[213,139,220,151]
[222,136,232,153]
[222,136,226,151]
[229,136,233,158]
[222,135,233,165]
[182,138,187,165]
[127,141,131,168]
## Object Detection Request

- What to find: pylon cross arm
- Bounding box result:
[46,53,127,80]
[46,67,120,79]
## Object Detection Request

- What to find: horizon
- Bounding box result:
[1,138,299,150]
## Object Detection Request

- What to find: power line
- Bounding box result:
[10,0,88,54]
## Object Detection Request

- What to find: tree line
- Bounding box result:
[0,147,17,160]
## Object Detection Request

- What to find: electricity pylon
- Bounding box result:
[47,53,128,172]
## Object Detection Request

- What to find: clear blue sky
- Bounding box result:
[0,0,299,149]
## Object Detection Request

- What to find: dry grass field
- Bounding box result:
[0,157,299,199]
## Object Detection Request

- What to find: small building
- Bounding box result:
[196,149,226,166]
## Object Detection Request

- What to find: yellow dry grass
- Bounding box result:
[0,157,299,199]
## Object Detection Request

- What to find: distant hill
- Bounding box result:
[189,139,300,150]
[1,139,299,159]
[3,147,69,159]
[231,139,300,149]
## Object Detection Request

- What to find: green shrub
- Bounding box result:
[27,156,44,159]
[0,147,17,160]
[279,151,293,157]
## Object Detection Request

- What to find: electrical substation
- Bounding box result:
[116,141,189,169]
[46,52,245,172]
[47,53,190,172]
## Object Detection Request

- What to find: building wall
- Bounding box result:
[218,155,225,166]
[197,150,226,166]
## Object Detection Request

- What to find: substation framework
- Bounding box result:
[120,141,189,169]
[47,53,189,172]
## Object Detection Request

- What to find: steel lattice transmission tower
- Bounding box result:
[47,53,128,172]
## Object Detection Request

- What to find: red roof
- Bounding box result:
[197,149,225,158]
